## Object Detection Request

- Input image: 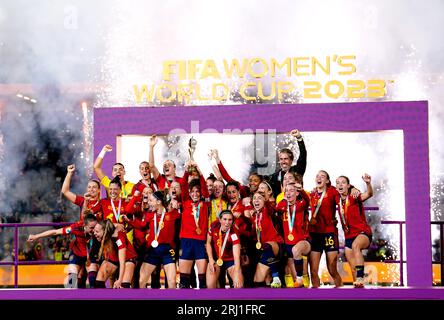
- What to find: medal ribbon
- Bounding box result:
[312,189,326,219]
[255,210,262,243]
[218,227,231,260]
[110,198,122,222]
[339,196,349,230]
[229,200,240,213]
[287,202,296,234]
[89,199,99,209]
[193,202,201,229]
[154,209,166,241]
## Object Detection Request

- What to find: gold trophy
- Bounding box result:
[188,137,198,174]
[188,136,197,161]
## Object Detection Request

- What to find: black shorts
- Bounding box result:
[345,232,372,249]
[310,232,338,253]
[284,239,311,258]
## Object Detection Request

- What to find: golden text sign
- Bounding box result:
[134,55,388,104]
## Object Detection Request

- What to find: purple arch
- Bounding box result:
[94,100,431,287]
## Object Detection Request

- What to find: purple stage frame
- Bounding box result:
[0,288,443,300]
[91,101,433,296]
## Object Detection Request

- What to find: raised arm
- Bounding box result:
[123,190,141,214]
[27,228,63,242]
[61,164,77,203]
[149,135,160,180]
[291,129,307,176]
[208,150,223,181]
[360,173,373,202]
[213,149,235,183]
[195,163,210,199]
[94,144,113,181]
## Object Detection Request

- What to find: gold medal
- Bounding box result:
[216,258,223,267]
[196,227,201,235]
[256,242,262,250]
[288,234,294,241]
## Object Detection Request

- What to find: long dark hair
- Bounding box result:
[152,190,168,208]
[110,176,122,189]
[98,220,116,260]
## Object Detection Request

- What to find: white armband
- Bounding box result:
[98,149,107,159]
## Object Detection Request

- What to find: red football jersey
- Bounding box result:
[276,198,310,245]
[74,195,102,221]
[132,179,158,194]
[99,198,129,224]
[105,230,137,263]
[217,161,250,198]
[336,195,372,239]
[63,221,88,258]
[155,174,184,191]
[124,200,151,250]
[180,199,209,241]
[208,221,240,261]
[145,209,180,248]
[309,186,339,234]
[249,206,283,245]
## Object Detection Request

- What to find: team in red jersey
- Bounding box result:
[205,173,217,198]
[27,213,98,288]
[132,161,158,194]
[206,210,243,288]
[61,164,102,221]
[124,187,152,253]
[178,162,210,288]
[275,182,311,288]
[245,192,284,288]
[149,135,185,190]
[122,186,153,287]
[211,148,263,201]
[226,180,255,287]
[336,174,373,288]
[93,219,137,288]
[96,178,129,224]
[31,129,379,289]
[226,181,250,242]
[128,191,180,289]
[308,170,343,288]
